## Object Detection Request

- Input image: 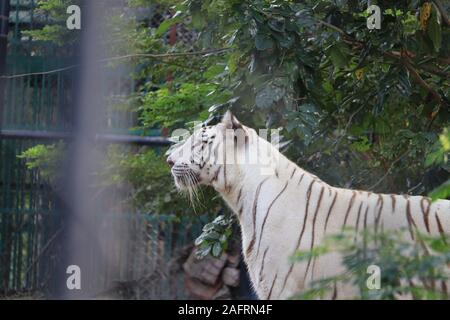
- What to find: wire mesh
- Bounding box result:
[0,0,204,299]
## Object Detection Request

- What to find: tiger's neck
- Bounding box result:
[217,135,313,222]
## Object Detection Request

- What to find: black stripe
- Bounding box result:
[290,167,296,179]
[406,197,417,241]
[210,166,222,182]
[267,272,278,300]
[256,181,289,260]
[259,247,269,283]
[236,187,243,205]
[363,204,369,232]
[374,195,384,234]
[354,202,363,242]
[201,139,210,165]
[310,257,318,282]
[390,194,396,212]
[441,281,448,298]
[246,177,270,258]
[435,213,447,245]
[418,235,431,256]
[332,282,338,300]
[362,205,369,248]
[342,191,356,229]
[420,197,431,234]
[323,191,338,233]
[297,173,305,186]
[280,179,315,295]
[304,186,325,282]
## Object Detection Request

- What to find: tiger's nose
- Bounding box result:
[167,158,175,167]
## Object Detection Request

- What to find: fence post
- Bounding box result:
[0,0,10,293]
[0,0,10,127]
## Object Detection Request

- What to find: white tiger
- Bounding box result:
[167,111,450,299]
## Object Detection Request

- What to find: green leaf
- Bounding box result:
[255,33,274,50]
[194,236,205,246]
[227,51,240,74]
[429,179,450,201]
[427,8,442,52]
[278,34,294,48]
[398,70,412,96]
[196,246,211,259]
[295,9,315,28]
[203,64,226,79]
[328,44,348,68]
[202,222,215,232]
[205,231,221,241]
[255,85,285,109]
[425,149,444,167]
[212,242,222,257]
[439,128,450,151]
[155,16,182,36]
[268,17,285,32]
[430,238,450,253]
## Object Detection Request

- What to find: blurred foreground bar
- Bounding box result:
[0,129,171,146]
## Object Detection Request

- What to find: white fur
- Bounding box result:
[168,112,450,299]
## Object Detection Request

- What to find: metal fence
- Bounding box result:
[0,0,204,298]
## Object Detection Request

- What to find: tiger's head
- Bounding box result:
[167,111,260,195]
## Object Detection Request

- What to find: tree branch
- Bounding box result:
[0,48,231,79]
[401,58,443,105]
[416,63,450,78]
[99,48,231,62]
[318,21,447,106]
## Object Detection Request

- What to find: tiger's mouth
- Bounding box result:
[171,166,201,190]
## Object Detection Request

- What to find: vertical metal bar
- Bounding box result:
[23,63,30,128]
[32,73,38,129]
[58,0,112,299]
[10,69,15,125]
[56,70,61,129]
[0,0,11,128]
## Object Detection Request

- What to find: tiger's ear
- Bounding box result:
[220,111,248,150]
[221,110,243,130]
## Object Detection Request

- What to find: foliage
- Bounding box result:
[121,0,450,196]
[292,228,450,300]
[17,142,65,186]
[194,215,234,258]
[140,82,227,129]
[25,1,450,194]
[22,0,82,47]
[426,127,450,200]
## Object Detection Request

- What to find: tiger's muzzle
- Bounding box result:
[171,164,201,189]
